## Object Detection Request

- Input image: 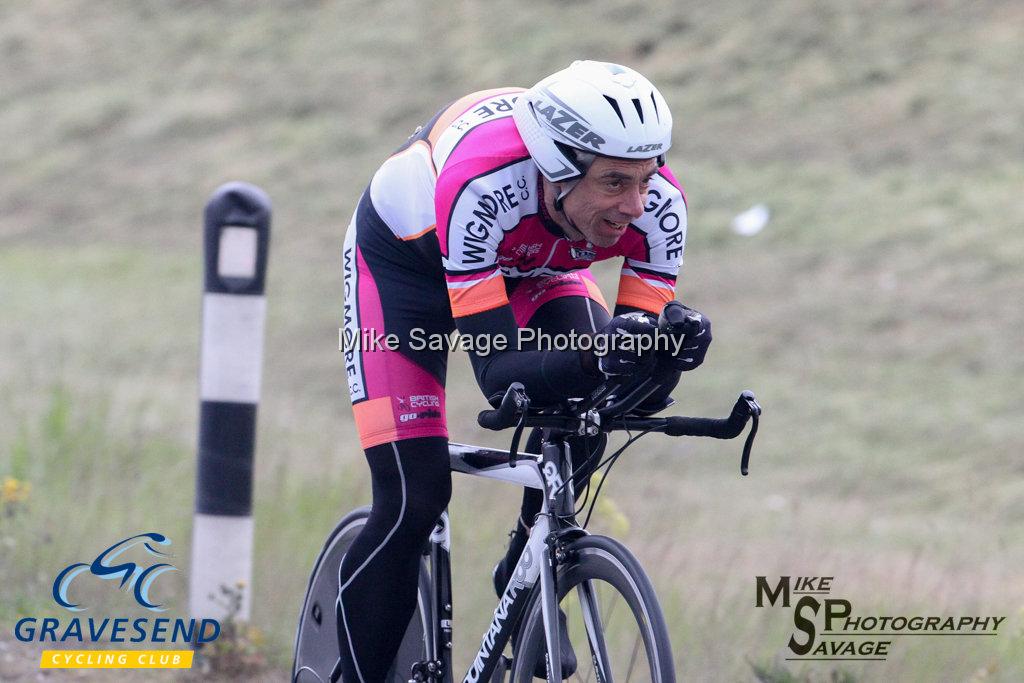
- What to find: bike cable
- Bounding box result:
[553,428,656,528]
[580,430,652,529]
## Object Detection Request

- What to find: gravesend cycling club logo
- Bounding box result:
[53,532,176,612]
[13,532,221,670]
[756,575,1005,661]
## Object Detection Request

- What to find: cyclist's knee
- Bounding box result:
[380,436,451,541]
[401,438,450,518]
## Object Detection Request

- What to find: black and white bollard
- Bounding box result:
[189,182,271,623]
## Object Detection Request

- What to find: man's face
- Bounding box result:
[560,156,659,248]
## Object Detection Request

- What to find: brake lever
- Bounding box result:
[508,407,527,468]
[739,392,762,476]
[508,391,529,468]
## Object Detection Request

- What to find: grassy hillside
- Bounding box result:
[2,1,1022,680]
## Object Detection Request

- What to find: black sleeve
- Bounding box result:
[456,305,603,406]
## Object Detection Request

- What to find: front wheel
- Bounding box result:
[292,506,431,682]
[511,535,675,682]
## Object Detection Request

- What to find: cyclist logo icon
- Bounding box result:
[52,532,177,613]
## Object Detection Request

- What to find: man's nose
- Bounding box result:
[619,187,646,219]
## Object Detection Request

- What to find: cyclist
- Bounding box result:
[338,60,712,681]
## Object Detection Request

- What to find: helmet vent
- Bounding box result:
[604,96,626,127]
[632,98,644,123]
[650,92,661,123]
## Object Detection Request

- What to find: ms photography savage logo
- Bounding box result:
[14,532,221,670]
[756,575,1006,661]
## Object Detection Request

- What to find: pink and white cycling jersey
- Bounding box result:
[365,87,688,318]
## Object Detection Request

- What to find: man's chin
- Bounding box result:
[589,232,623,248]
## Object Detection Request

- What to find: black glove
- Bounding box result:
[659,302,712,371]
[592,312,660,377]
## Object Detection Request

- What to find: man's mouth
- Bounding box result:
[604,220,627,231]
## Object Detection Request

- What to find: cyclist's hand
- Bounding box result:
[661,302,712,371]
[593,312,660,377]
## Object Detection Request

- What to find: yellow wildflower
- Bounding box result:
[1,476,31,505]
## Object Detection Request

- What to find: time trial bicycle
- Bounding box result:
[293,302,761,682]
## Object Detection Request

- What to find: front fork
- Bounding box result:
[538,539,562,683]
[537,437,584,683]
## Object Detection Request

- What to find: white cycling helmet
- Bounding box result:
[513,60,673,184]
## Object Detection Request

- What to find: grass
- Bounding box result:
[0,386,193,623]
[3,0,1023,679]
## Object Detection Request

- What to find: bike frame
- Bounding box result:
[416,436,580,683]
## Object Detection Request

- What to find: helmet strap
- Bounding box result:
[554,183,586,238]
[553,178,580,212]
[540,177,585,241]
